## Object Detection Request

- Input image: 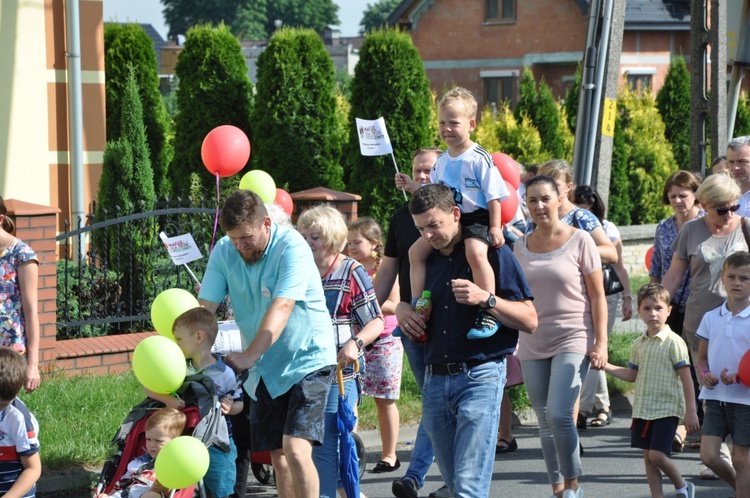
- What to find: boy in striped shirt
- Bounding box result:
[0,347,40,497]
[605,284,699,498]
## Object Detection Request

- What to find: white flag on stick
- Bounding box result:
[355,117,393,156]
[159,231,202,285]
[355,117,406,199]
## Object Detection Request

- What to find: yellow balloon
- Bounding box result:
[239,170,276,203]
[151,288,199,340]
[132,336,186,394]
[155,436,210,489]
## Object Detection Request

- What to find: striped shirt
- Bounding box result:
[629,325,690,422]
[0,398,39,497]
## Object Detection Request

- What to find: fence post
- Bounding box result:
[5,200,61,368]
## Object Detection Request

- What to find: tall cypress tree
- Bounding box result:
[345,29,433,223]
[514,67,538,123]
[656,57,691,169]
[252,28,343,191]
[534,79,565,158]
[104,24,172,196]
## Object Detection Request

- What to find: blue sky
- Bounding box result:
[102,0,372,40]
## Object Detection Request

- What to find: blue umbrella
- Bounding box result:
[336,363,360,498]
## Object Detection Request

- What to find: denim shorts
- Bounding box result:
[631,417,679,455]
[250,365,334,452]
[702,399,750,445]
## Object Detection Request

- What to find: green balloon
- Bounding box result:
[239,170,276,203]
[151,288,199,340]
[155,436,210,489]
[132,336,186,394]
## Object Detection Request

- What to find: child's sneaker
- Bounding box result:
[676,481,694,498]
[467,309,499,339]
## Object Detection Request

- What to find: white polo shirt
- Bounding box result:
[696,302,750,406]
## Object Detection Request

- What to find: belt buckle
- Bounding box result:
[446,362,463,375]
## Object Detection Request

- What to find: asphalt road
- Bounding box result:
[242,393,735,498]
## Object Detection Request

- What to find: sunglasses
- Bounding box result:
[712,205,741,216]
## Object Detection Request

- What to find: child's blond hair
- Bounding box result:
[173,307,219,344]
[636,283,671,309]
[439,87,477,119]
[145,408,187,439]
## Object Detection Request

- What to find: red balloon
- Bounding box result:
[274,188,294,216]
[500,181,519,225]
[645,245,654,271]
[492,153,521,190]
[201,125,251,177]
[739,350,750,386]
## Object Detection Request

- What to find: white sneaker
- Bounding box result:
[562,488,584,498]
[676,481,695,498]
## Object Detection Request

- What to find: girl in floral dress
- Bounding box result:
[347,217,404,473]
[0,196,41,392]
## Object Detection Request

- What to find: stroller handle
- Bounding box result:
[336,360,360,396]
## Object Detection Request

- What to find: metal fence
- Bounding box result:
[56,197,221,339]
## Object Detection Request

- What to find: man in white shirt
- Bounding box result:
[728,136,750,217]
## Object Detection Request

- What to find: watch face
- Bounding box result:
[488,295,496,308]
[356,338,364,349]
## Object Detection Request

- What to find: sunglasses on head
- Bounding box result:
[713,205,741,216]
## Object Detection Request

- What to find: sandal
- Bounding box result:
[495,437,518,454]
[589,409,611,427]
[672,433,684,453]
[577,413,587,430]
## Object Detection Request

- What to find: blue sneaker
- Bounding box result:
[467,309,499,339]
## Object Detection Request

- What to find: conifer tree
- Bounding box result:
[656,57,691,169]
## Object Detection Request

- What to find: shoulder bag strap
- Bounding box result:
[742,217,750,249]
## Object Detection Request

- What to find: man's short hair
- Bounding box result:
[439,87,478,119]
[409,184,456,216]
[412,147,442,160]
[219,190,269,232]
[145,407,187,439]
[723,251,750,272]
[728,136,750,151]
[173,307,219,344]
[0,348,27,401]
[636,283,671,309]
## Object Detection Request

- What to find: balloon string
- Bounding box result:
[210,172,220,252]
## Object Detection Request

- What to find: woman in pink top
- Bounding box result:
[513,175,608,498]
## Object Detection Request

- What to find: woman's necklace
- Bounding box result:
[321,253,340,279]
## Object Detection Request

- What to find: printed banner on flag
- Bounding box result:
[355,117,394,156]
[159,231,203,266]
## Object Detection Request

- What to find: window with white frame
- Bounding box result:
[486,0,516,22]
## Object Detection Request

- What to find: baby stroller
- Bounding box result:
[94,374,232,498]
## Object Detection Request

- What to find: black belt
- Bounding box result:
[426,357,503,376]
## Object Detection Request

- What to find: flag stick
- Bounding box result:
[390,152,407,200]
[183,263,200,286]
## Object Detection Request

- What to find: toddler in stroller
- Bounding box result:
[95,373,235,498]
[97,408,186,498]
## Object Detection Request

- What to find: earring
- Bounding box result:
[371,251,378,259]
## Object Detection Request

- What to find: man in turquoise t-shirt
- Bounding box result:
[199,189,336,498]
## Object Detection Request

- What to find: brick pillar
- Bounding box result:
[290,187,362,225]
[5,200,61,367]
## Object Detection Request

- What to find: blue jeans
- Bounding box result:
[312,377,359,498]
[422,359,505,497]
[401,338,434,488]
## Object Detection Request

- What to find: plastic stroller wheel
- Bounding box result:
[251,462,272,485]
[352,432,366,478]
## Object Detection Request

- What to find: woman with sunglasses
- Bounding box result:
[661,174,748,367]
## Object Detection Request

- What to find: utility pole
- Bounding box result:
[572,0,626,208]
[690,1,727,175]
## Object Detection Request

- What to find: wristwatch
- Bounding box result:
[482,293,496,310]
[353,337,364,351]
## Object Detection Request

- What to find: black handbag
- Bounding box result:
[602,263,624,296]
